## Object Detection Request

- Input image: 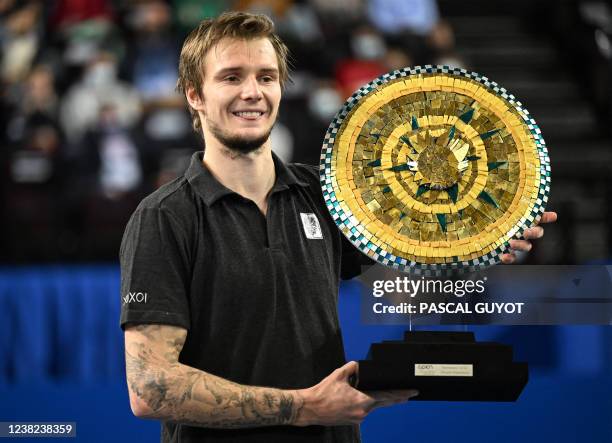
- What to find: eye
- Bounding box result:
[260,75,275,83]
[224,75,240,82]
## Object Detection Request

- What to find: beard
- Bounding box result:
[207,118,273,155]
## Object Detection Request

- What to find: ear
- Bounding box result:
[186,87,205,112]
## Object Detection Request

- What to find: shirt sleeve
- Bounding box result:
[119,206,191,330]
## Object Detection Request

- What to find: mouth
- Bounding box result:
[232,111,266,120]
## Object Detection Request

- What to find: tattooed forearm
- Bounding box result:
[124,324,304,429]
[278,394,296,423]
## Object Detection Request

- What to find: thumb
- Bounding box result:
[335,361,359,382]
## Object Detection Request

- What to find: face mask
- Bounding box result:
[85,62,117,87]
[308,87,342,122]
[351,34,386,60]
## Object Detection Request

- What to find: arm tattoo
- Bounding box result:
[125,324,304,428]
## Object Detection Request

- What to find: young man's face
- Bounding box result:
[194,37,282,154]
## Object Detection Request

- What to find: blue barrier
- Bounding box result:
[0,267,610,442]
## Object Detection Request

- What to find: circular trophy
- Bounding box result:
[320,65,550,275]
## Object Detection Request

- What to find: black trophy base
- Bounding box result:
[356,331,528,402]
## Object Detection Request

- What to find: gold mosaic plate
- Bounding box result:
[320,65,550,275]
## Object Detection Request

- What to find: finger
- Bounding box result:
[539,212,557,224]
[391,389,419,399]
[509,239,532,252]
[367,389,419,408]
[388,390,418,404]
[376,389,419,397]
[501,252,516,264]
[368,389,419,402]
[523,226,544,240]
[335,361,358,381]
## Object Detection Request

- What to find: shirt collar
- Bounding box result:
[185,151,309,207]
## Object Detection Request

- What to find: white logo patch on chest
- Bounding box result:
[300,213,323,239]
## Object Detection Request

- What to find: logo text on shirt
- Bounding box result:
[123,292,148,304]
[300,213,323,239]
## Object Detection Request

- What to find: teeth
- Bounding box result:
[235,111,263,118]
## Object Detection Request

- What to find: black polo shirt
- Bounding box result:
[120,151,364,443]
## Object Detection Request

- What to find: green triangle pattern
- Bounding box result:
[459,108,474,124]
[436,213,447,232]
[487,161,507,171]
[446,184,458,203]
[478,190,500,208]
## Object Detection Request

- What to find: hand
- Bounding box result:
[501,211,558,264]
[294,361,418,426]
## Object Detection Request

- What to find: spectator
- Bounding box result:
[67,104,149,259]
[3,64,59,141]
[1,1,43,85]
[280,78,343,165]
[72,104,146,200]
[49,0,114,31]
[383,46,414,71]
[366,0,439,37]
[172,0,227,36]
[366,0,453,65]
[335,26,387,98]
[123,0,181,101]
[3,113,68,261]
[60,51,141,142]
[427,19,467,68]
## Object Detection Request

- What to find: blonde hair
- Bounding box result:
[176,11,291,132]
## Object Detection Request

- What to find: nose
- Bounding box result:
[240,76,262,100]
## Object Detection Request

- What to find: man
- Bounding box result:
[120,11,556,443]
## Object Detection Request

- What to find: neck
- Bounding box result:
[202,139,276,215]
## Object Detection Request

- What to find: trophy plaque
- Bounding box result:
[319,65,550,276]
[356,331,528,401]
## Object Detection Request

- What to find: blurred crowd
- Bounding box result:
[0,0,465,261]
